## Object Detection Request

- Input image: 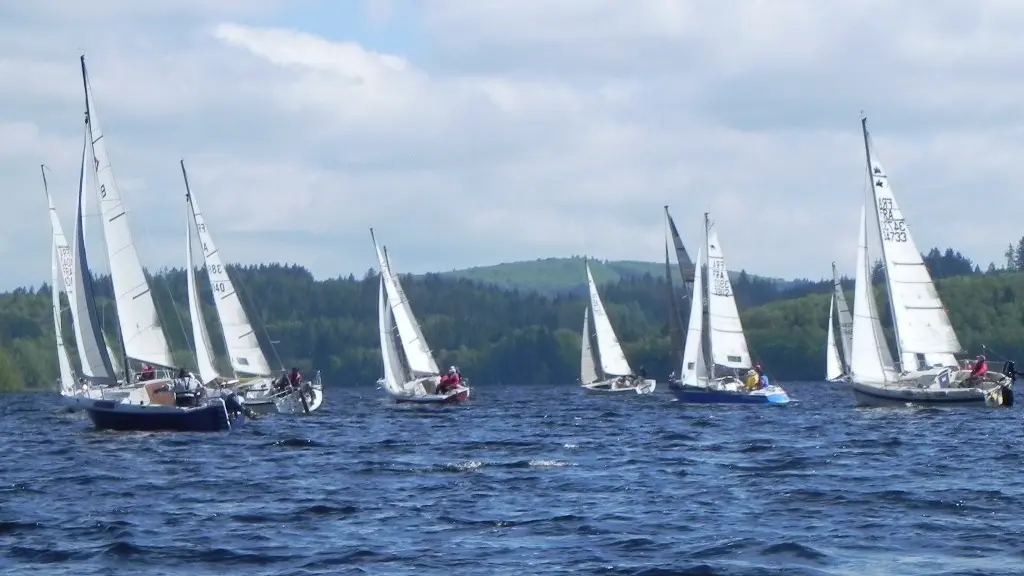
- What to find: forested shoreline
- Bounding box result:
[2,245,1023,392]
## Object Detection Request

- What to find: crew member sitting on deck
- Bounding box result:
[288,367,302,388]
[437,366,459,393]
[140,364,155,382]
[969,355,988,382]
[744,369,759,391]
[754,364,770,389]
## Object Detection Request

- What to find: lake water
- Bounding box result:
[1,381,1022,575]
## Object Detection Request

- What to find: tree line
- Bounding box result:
[0,242,1020,392]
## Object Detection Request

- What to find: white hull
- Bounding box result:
[59,378,170,412]
[851,367,1012,408]
[377,377,471,403]
[238,381,325,415]
[581,377,656,395]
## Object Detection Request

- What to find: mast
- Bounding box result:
[703,212,714,381]
[861,116,905,370]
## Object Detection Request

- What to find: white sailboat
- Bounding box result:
[372,229,470,403]
[669,213,789,404]
[579,260,656,394]
[825,263,853,382]
[849,118,1013,407]
[179,161,323,415]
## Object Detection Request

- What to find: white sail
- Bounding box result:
[826,294,844,381]
[105,335,122,377]
[864,121,960,370]
[704,221,751,369]
[51,240,75,394]
[831,263,854,372]
[184,166,272,377]
[850,205,889,383]
[65,137,117,383]
[580,307,600,384]
[865,268,897,373]
[371,231,439,376]
[681,247,706,386]
[585,262,632,377]
[378,276,409,394]
[185,205,220,385]
[82,55,175,369]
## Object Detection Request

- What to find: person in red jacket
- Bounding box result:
[969,355,988,381]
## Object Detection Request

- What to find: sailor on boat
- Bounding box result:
[139,364,156,382]
[438,366,462,393]
[962,355,988,388]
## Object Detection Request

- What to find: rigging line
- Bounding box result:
[233,268,286,373]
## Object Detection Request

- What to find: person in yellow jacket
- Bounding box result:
[744,369,760,391]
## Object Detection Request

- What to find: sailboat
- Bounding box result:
[372,230,470,403]
[45,130,137,410]
[825,263,853,382]
[579,260,656,394]
[669,213,790,404]
[67,55,248,430]
[664,206,695,390]
[848,117,1013,407]
[180,161,323,415]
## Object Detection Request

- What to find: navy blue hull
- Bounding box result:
[86,401,241,432]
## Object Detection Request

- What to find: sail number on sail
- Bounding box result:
[877,197,908,243]
[710,259,732,297]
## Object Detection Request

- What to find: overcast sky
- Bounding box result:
[2,0,1022,290]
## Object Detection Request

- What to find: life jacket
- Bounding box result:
[451,373,461,386]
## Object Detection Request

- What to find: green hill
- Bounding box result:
[435,256,788,296]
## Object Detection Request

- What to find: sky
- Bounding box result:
[3,0,1024,290]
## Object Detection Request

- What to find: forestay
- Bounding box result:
[585,263,632,377]
[681,247,707,386]
[705,224,751,369]
[82,56,175,369]
[864,121,960,369]
[850,206,889,384]
[580,307,600,384]
[185,206,220,385]
[372,232,439,377]
[184,169,272,377]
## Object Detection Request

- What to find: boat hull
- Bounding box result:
[387,385,470,404]
[581,378,657,395]
[236,377,325,415]
[85,398,241,432]
[671,383,791,405]
[850,381,1009,408]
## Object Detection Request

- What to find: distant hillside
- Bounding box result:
[434,256,790,296]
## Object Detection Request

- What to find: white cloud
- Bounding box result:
[2,0,1024,290]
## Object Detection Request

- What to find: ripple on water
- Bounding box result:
[2,382,1024,575]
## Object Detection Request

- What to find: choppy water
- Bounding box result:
[2,382,1023,575]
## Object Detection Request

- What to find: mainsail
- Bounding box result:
[704,216,752,370]
[371,230,440,377]
[185,200,220,385]
[181,160,273,378]
[81,55,175,370]
[862,118,960,371]
[585,262,632,377]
